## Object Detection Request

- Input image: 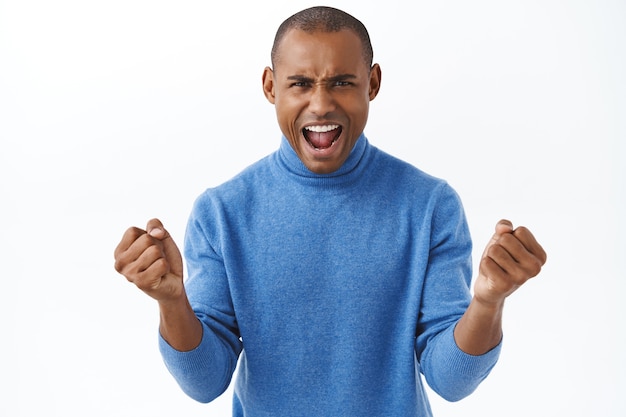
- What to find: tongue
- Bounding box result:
[307,131,336,149]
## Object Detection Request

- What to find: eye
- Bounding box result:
[333,81,351,87]
[290,81,310,88]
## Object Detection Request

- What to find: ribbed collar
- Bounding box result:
[274,133,371,190]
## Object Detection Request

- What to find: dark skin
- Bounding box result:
[455,220,546,354]
[114,28,547,355]
[114,219,201,350]
[262,29,381,174]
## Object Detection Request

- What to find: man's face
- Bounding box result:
[263,29,381,174]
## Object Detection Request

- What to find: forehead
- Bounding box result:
[273,29,367,75]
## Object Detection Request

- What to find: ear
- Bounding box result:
[368,63,382,101]
[262,66,276,104]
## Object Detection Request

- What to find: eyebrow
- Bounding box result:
[286,73,358,83]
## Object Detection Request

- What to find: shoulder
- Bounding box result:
[370,145,452,196]
[193,153,275,208]
[366,145,466,227]
[186,154,276,243]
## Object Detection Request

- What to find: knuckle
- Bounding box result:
[511,270,527,286]
[123,265,141,282]
[146,244,163,259]
[123,227,144,242]
[538,248,548,265]
[498,233,515,246]
[136,233,153,246]
[517,258,542,281]
[514,226,530,236]
[529,257,543,276]
[114,257,144,284]
[114,252,133,275]
[153,257,169,275]
[135,261,169,292]
[487,243,505,259]
[135,270,159,289]
[128,226,145,236]
[480,257,498,276]
[113,259,124,273]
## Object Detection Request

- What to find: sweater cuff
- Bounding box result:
[426,325,502,401]
[158,322,215,378]
[446,324,502,376]
[158,323,234,403]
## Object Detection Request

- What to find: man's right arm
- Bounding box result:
[113,218,202,351]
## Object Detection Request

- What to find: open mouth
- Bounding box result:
[303,125,342,151]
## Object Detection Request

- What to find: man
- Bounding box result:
[114,6,546,416]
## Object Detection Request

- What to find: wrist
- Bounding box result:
[471,294,505,312]
[158,293,202,352]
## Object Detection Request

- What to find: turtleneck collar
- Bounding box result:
[274,133,371,189]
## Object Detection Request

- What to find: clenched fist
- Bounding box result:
[475,219,547,306]
[114,218,184,302]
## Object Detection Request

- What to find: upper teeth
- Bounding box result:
[305,125,339,133]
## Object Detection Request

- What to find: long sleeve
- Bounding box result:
[159,194,243,403]
[415,183,501,401]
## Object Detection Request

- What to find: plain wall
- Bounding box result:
[1,0,624,415]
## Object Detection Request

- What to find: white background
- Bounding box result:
[1,0,624,415]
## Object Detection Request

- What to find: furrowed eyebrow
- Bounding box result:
[286,75,315,83]
[327,74,357,82]
[285,74,357,83]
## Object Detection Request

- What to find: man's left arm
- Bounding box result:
[454,220,547,355]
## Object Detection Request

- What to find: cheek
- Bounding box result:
[340,93,368,113]
[274,102,301,139]
[346,101,369,129]
[275,99,303,126]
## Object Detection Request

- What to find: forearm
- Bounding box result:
[158,295,203,352]
[454,297,504,355]
[158,293,242,403]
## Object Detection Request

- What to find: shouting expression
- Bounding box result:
[263,29,381,174]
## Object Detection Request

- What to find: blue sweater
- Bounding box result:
[159,134,501,416]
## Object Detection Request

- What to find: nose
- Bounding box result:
[308,84,336,116]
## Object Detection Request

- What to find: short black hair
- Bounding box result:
[271,6,373,69]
